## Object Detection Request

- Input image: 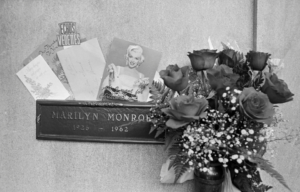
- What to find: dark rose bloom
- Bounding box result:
[159,64,190,92]
[219,49,244,68]
[246,51,271,71]
[206,64,240,95]
[238,87,275,124]
[187,49,219,71]
[261,72,294,104]
[161,95,208,129]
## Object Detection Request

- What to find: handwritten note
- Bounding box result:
[57,38,106,100]
[17,55,70,100]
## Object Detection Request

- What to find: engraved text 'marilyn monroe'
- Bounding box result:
[51,111,151,122]
[107,113,151,122]
[51,111,99,120]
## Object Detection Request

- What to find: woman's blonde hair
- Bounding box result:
[126,45,145,64]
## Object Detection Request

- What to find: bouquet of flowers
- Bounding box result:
[149,43,294,192]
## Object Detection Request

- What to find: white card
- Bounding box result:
[57,38,106,100]
[16,55,70,100]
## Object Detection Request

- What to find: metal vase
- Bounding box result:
[194,166,224,192]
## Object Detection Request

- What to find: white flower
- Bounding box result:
[235,139,241,145]
[246,138,253,142]
[241,129,248,135]
[231,97,237,103]
[187,125,191,132]
[248,129,254,134]
[234,169,239,173]
[259,136,265,142]
[188,149,194,156]
[188,136,194,142]
[237,158,243,164]
[222,93,227,97]
[218,158,224,163]
[234,89,242,94]
[231,154,239,159]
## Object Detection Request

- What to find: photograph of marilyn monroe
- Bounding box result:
[98,38,161,102]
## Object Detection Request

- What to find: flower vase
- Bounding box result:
[194,165,224,192]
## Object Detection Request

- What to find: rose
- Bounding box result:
[246,51,271,71]
[162,95,208,129]
[187,49,219,71]
[261,72,294,104]
[206,64,240,95]
[159,64,190,92]
[219,49,244,68]
[238,87,275,124]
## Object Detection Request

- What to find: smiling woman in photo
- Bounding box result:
[101,45,150,101]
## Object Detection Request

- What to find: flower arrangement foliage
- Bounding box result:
[149,43,294,192]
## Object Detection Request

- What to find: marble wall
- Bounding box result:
[0,0,299,191]
[256,0,300,191]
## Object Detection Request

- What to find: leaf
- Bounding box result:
[166,141,190,183]
[168,152,180,170]
[251,156,292,192]
[232,173,253,192]
[164,131,181,151]
[221,42,230,50]
[206,90,216,100]
[154,127,166,138]
[172,156,190,183]
[253,71,265,89]
[165,89,175,102]
[253,184,273,192]
[167,142,181,160]
[149,125,157,134]
[149,80,167,103]
[160,87,171,103]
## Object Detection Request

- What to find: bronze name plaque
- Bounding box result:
[36,100,163,144]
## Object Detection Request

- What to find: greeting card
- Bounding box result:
[17,55,70,100]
